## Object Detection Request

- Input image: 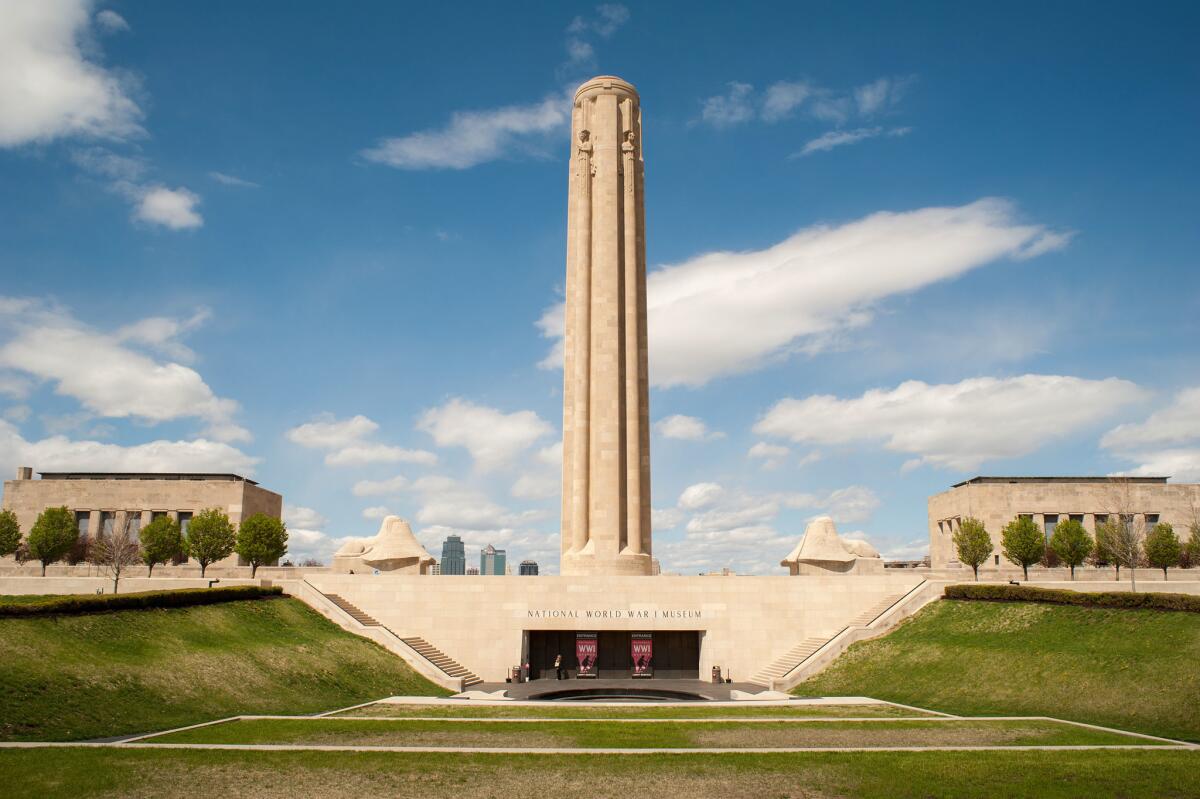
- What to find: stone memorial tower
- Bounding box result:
[560,75,653,577]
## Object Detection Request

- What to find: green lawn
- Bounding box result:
[0,597,446,741]
[143,716,1149,748]
[2,748,1198,799]
[798,598,1200,742]
[336,701,929,719]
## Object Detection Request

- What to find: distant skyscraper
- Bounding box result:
[519,560,539,575]
[480,544,506,576]
[440,534,465,575]
[429,562,441,576]
[466,566,480,575]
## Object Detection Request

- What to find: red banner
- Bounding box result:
[576,632,598,678]
[631,633,653,677]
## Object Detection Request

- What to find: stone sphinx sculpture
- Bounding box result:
[781,516,883,575]
[332,516,436,574]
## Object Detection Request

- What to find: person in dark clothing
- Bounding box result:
[554,653,564,680]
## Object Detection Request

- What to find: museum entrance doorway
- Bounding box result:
[525,631,700,679]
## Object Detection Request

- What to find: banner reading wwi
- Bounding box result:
[575,632,598,678]
[631,633,653,677]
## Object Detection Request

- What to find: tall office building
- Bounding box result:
[440,534,465,575]
[480,544,506,576]
[519,560,539,575]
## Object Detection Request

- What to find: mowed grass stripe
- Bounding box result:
[140,717,1154,748]
[333,702,929,719]
[6,748,1200,799]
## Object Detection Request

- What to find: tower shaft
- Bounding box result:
[560,76,651,576]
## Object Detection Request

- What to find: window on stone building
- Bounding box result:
[74,511,89,538]
[994,554,1000,565]
[1043,514,1058,541]
[127,513,141,542]
[1095,513,1108,530]
[175,512,192,564]
[1069,514,1084,524]
[99,511,115,536]
[1145,513,1160,529]
[151,511,167,521]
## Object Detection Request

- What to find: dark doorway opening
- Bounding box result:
[526,630,700,679]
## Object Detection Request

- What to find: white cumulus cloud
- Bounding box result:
[654,414,723,441]
[286,413,435,467]
[756,374,1148,472]
[134,186,203,230]
[0,298,249,442]
[0,0,143,147]
[1102,387,1200,481]
[418,398,553,472]
[0,420,258,477]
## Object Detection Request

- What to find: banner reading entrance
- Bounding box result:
[575,632,598,678]
[631,632,653,678]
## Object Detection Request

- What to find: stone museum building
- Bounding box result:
[928,475,1200,570]
[1,467,282,568]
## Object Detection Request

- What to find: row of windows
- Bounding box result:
[940,512,1161,538]
[73,510,195,542]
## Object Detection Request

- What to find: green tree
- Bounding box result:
[1144,522,1182,580]
[1050,518,1093,580]
[235,513,288,577]
[1186,523,1200,569]
[185,508,235,577]
[27,506,78,576]
[0,508,20,558]
[952,517,993,581]
[140,515,182,576]
[1094,519,1120,580]
[1001,515,1044,581]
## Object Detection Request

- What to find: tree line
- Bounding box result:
[0,507,287,592]
[953,513,1200,590]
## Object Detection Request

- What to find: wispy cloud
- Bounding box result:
[362,92,569,170]
[286,413,436,467]
[208,171,260,188]
[654,414,724,441]
[697,75,911,129]
[1102,386,1200,480]
[793,126,912,157]
[539,198,1074,387]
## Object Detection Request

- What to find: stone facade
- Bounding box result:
[0,468,282,568]
[302,572,925,683]
[560,76,652,576]
[929,476,1200,570]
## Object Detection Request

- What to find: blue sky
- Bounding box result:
[1,1,1198,573]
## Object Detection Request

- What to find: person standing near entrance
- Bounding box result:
[554,653,564,680]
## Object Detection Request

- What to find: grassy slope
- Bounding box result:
[0,597,446,741]
[798,599,1200,742]
[2,749,1198,799]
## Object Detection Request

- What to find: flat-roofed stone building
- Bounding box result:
[1,467,282,568]
[929,476,1200,570]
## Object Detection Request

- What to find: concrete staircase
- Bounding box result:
[400,636,482,687]
[751,634,844,686]
[325,594,380,626]
[750,588,922,688]
[848,592,908,627]
[312,587,481,689]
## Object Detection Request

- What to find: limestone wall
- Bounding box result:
[303,573,926,683]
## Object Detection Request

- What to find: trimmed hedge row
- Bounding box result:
[944,583,1200,613]
[0,585,283,617]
